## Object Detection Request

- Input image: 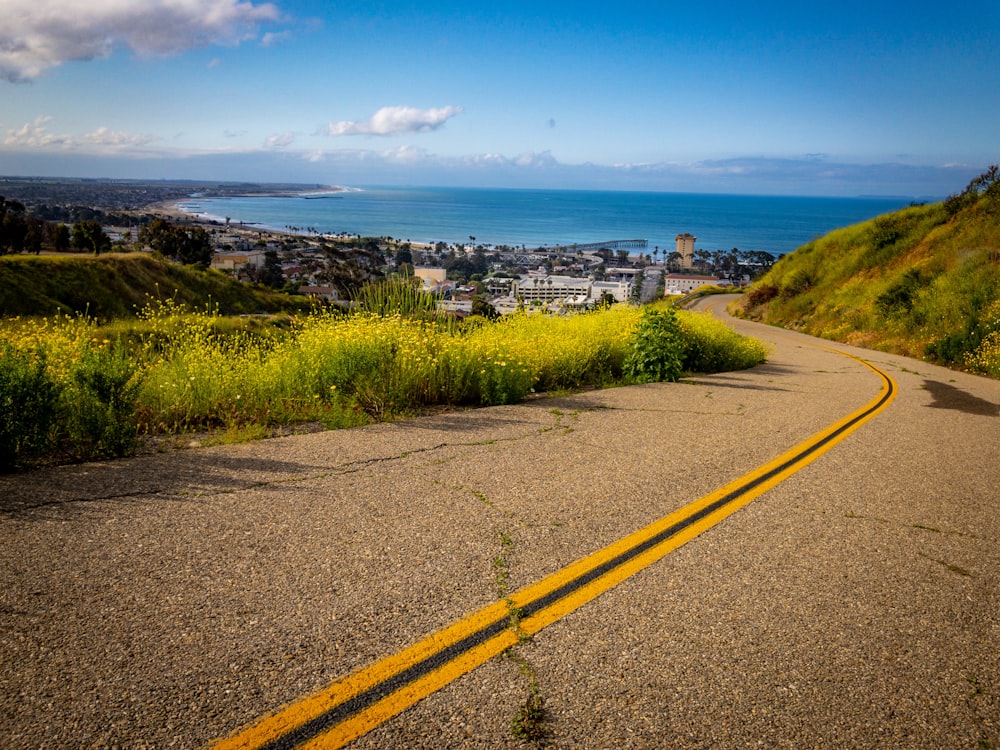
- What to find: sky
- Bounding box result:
[1,0,998,197]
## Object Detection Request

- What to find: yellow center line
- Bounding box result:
[209,340,896,750]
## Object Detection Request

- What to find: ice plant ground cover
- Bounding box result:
[0,296,767,470]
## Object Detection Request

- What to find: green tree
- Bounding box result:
[471,246,489,275]
[72,220,111,255]
[139,219,212,267]
[394,244,413,266]
[25,217,44,254]
[445,256,478,283]
[177,226,212,267]
[139,218,181,257]
[250,249,284,288]
[630,269,644,303]
[944,164,1000,216]
[471,295,500,319]
[0,197,28,254]
[53,223,71,252]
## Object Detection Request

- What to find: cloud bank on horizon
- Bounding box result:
[1,0,997,197]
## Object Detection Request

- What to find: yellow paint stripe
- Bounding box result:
[296,628,522,750]
[208,599,512,750]
[209,346,896,750]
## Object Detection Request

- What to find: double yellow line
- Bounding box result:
[210,350,896,750]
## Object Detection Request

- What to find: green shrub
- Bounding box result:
[624,307,684,383]
[781,268,816,299]
[62,342,142,459]
[868,215,904,251]
[876,268,925,317]
[0,344,59,470]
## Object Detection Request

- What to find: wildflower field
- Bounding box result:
[0,293,767,470]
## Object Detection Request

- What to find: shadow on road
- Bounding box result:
[0,451,322,519]
[922,380,999,417]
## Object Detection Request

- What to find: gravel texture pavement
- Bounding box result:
[1,305,997,749]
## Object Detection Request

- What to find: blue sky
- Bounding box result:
[1,0,997,197]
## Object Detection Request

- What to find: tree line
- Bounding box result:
[0,198,213,267]
[1,196,120,257]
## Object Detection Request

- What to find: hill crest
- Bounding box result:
[735,168,1000,377]
[0,252,312,319]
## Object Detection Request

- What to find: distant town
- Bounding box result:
[0,177,779,314]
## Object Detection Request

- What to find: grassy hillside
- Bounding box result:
[0,252,313,319]
[735,170,1000,377]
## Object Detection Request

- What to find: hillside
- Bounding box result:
[0,252,313,319]
[735,168,1000,377]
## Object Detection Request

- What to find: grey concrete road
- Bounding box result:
[2,302,997,749]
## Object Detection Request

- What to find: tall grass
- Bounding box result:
[1,296,767,469]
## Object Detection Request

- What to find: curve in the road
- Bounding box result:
[208,337,897,750]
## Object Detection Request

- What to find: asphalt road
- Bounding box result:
[2,301,997,749]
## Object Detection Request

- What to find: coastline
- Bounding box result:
[148,184,350,231]
[149,187,911,256]
[150,194,435,248]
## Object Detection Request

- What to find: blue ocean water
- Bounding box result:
[178,187,909,257]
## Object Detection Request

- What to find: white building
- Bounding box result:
[663,274,719,295]
[590,280,632,303]
[511,275,633,305]
[512,275,592,302]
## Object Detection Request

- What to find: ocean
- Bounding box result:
[177,186,910,257]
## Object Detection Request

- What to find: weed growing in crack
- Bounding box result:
[506,650,547,743]
[490,528,548,743]
[511,690,547,742]
[493,529,515,599]
[918,551,972,577]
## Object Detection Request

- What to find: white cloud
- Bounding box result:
[4,116,67,147]
[378,145,430,164]
[261,31,291,47]
[4,116,159,152]
[459,150,558,169]
[323,105,463,137]
[0,0,281,82]
[263,131,296,149]
[80,126,160,148]
[513,151,558,168]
